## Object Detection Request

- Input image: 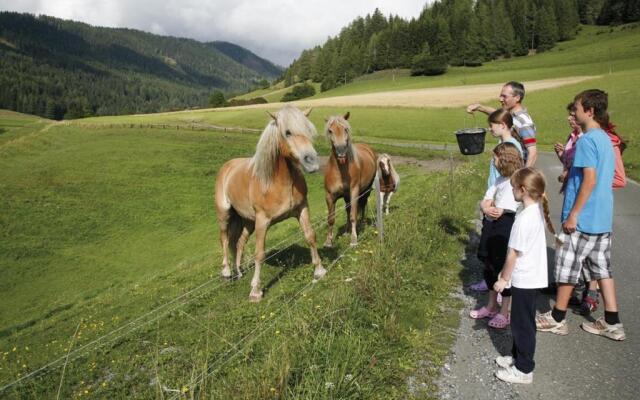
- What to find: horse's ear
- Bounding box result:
[343,111,350,120]
[303,108,313,117]
[267,111,278,124]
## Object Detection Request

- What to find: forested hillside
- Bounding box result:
[284,0,638,91]
[0,12,282,119]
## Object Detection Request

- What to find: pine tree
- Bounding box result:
[429,15,453,61]
[411,42,447,76]
[598,0,640,24]
[577,0,606,24]
[555,0,580,41]
[536,1,559,51]
[208,90,225,108]
[507,0,534,56]
[492,0,517,57]
[475,0,497,59]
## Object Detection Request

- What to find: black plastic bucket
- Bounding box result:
[455,128,486,155]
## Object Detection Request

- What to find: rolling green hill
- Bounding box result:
[0,12,283,120]
[74,23,640,180]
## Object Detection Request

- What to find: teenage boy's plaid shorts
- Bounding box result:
[555,231,612,284]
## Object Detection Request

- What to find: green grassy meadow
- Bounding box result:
[0,112,484,398]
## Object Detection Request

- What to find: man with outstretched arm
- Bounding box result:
[467,81,538,167]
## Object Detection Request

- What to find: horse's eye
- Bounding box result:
[285,130,292,137]
[328,129,333,135]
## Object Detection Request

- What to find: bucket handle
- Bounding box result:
[462,111,478,131]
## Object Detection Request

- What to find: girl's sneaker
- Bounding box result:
[495,365,533,384]
[495,355,514,369]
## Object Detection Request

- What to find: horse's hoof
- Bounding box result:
[249,291,263,302]
[314,267,327,280]
[221,271,232,280]
[350,241,358,247]
[323,240,333,248]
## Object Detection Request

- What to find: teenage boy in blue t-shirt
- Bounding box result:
[535,89,625,341]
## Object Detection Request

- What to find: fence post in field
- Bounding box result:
[374,172,383,242]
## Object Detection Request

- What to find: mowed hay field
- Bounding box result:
[1,23,640,398]
[0,111,484,398]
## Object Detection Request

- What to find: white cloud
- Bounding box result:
[0,0,428,66]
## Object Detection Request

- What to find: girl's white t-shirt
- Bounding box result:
[484,176,520,220]
[508,203,549,289]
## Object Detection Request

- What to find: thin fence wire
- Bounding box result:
[169,237,355,400]
[0,183,379,394]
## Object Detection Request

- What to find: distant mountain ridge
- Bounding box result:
[0,12,283,119]
[210,41,282,78]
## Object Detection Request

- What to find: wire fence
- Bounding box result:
[0,181,382,394]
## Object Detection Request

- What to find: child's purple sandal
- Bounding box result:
[488,313,510,329]
[469,306,498,319]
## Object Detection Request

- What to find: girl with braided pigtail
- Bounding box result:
[493,167,555,384]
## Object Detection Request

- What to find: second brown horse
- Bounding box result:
[323,112,377,247]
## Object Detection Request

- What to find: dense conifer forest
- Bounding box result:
[284,0,639,91]
[0,12,282,119]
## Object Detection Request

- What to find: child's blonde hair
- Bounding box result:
[510,167,556,235]
[493,142,523,177]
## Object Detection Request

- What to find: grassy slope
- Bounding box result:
[0,110,51,147]
[233,82,323,103]
[0,118,483,398]
[78,24,640,180]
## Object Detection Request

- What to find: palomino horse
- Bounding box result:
[376,153,400,215]
[323,112,377,247]
[214,105,326,301]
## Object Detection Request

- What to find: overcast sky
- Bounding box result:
[1,0,429,66]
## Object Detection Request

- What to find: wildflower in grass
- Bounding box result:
[325,382,334,389]
[270,387,276,392]
[344,374,353,382]
[182,386,189,393]
[275,330,280,335]
[261,315,266,319]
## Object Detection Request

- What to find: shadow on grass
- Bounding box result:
[0,303,75,338]
[260,243,340,297]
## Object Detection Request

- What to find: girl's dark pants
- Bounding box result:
[479,213,515,296]
[510,287,538,374]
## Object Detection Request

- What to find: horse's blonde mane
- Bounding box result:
[251,105,317,187]
[325,115,357,162]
